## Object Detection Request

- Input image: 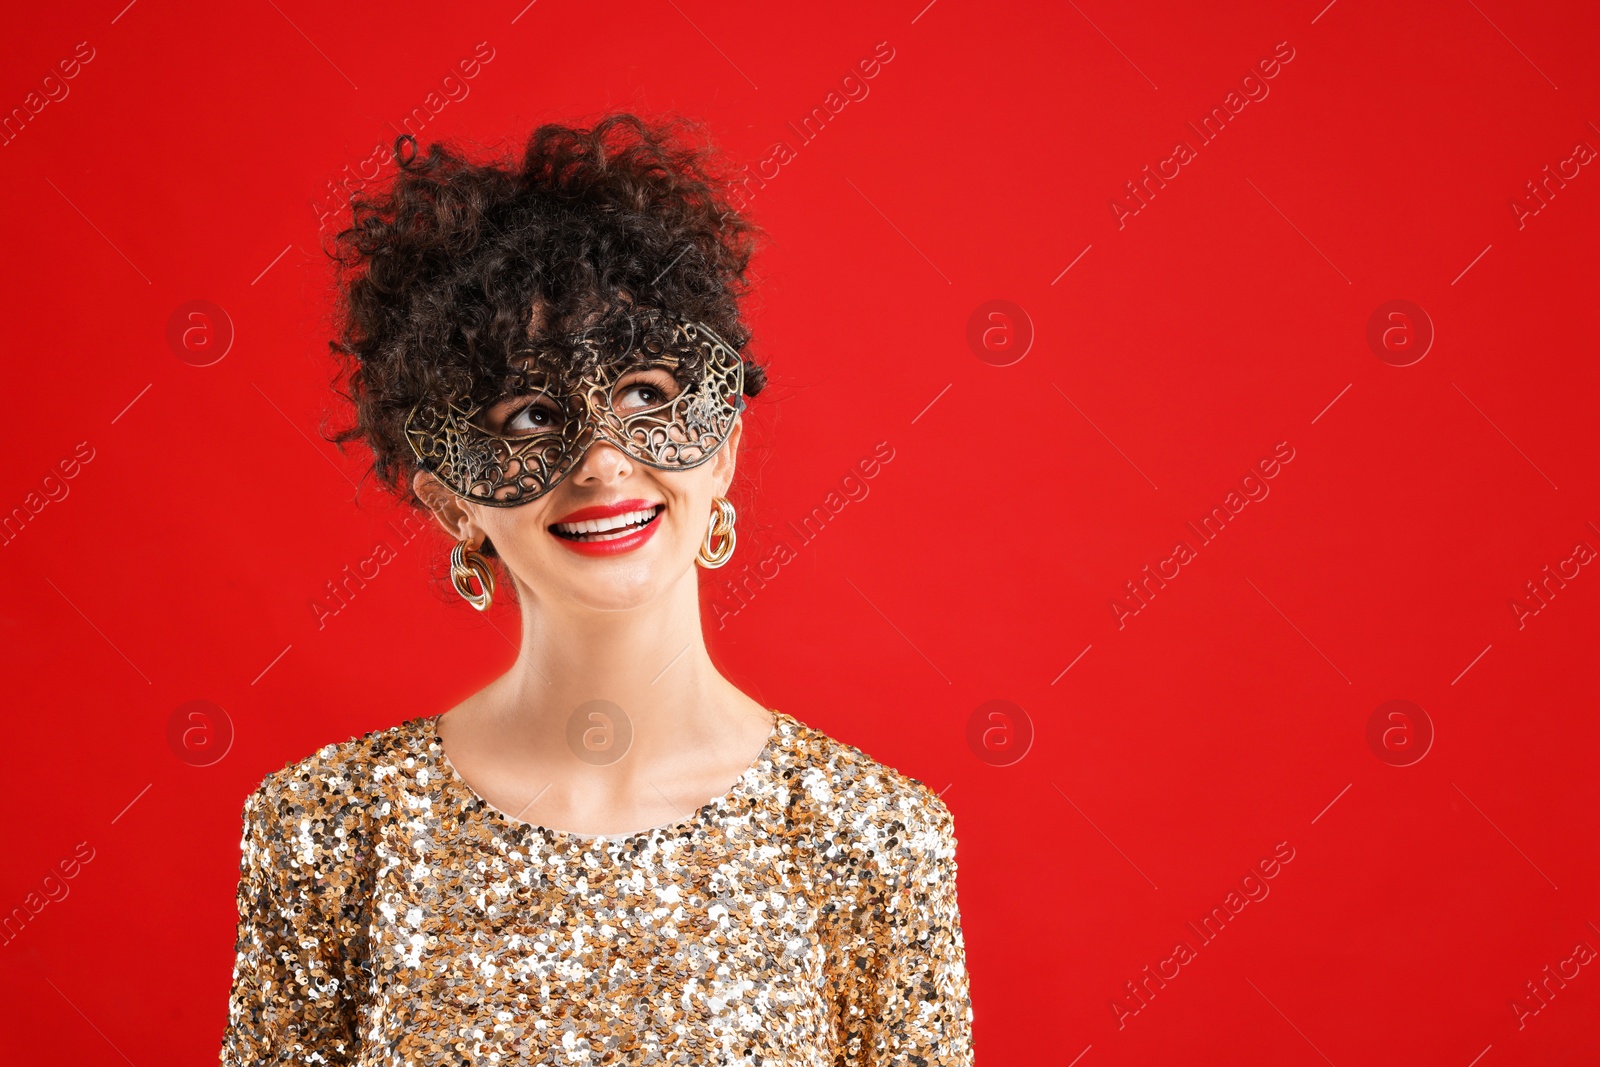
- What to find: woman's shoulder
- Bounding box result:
[239,715,434,834]
[775,710,958,849]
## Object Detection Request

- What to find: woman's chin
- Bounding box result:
[547,562,681,613]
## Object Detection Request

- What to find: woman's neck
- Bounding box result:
[432,564,773,834]
[500,564,724,728]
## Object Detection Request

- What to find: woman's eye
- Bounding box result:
[505,402,562,433]
[616,372,680,413]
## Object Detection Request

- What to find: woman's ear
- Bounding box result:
[413,470,478,542]
[712,415,743,497]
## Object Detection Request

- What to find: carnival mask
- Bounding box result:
[404,307,746,507]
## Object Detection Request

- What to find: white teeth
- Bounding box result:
[554,506,661,537]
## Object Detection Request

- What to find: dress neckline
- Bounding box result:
[420,708,789,846]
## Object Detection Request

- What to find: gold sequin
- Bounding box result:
[221,710,974,1065]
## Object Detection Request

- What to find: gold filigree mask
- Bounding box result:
[405,308,746,507]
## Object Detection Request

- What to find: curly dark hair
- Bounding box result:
[322,112,768,509]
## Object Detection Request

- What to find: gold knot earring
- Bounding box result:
[450,540,495,610]
[696,497,737,569]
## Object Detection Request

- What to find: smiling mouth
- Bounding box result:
[549,504,665,542]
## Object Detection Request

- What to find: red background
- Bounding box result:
[2,1,1597,1063]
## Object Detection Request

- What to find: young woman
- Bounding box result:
[220,113,974,1066]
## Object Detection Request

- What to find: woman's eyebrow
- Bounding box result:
[499,369,555,392]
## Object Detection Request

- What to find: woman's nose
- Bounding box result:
[570,436,633,482]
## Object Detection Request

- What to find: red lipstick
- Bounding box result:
[548,499,665,557]
[550,498,660,525]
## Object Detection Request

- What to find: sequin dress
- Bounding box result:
[220,709,975,1066]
